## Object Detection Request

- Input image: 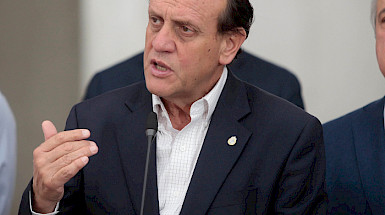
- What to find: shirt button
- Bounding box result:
[180,145,186,152]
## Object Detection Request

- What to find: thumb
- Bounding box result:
[42,120,58,141]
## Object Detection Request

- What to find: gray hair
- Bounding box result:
[371,0,377,30]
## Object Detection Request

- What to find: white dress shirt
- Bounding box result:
[153,68,228,215]
[0,92,17,215]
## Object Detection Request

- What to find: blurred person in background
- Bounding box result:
[0,91,17,215]
[324,0,385,214]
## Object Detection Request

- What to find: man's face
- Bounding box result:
[376,0,385,77]
[143,0,229,104]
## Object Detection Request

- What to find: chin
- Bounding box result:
[145,78,156,94]
[145,79,166,97]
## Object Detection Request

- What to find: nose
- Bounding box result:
[152,25,176,53]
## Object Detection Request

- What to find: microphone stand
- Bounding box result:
[140,112,157,215]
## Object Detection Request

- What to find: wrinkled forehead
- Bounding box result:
[377,0,385,13]
[149,0,227,21]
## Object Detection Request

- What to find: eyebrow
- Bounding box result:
[174,20,193,28]
[174,20,201,33]
[148,6,157,16]
[147,4,202,33]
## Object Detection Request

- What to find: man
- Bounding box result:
[0,91,17,215]
[19,0,326,214]
[324,0,385,214]
[84,51,305,109]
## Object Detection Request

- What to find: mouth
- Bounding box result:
[149,59,173,78]
[155,63,167,71]
[151,59,171,72]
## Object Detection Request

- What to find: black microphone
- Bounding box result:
[140,112,158,215]
[145,111,158,141]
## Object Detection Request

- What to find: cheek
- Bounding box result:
[195,43,219,64]
[376,34,385,74]
[145,28,153,48]
[144,28,156,69]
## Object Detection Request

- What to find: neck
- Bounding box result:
[160,66,225,130]
[162,98,192,130]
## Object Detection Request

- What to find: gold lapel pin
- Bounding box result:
[227,136,237,146]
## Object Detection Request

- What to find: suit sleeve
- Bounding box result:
[275,116,327,214]
[18,180,33,215]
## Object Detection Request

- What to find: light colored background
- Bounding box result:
[0,1,384,214]
[80,0,385,122]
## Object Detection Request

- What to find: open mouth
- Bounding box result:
[152,59,171,72]
[154,62,168,71]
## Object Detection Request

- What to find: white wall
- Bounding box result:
[80,0,147,94]
[80,0,385,123]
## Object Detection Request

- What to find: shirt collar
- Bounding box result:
[152,67,228,123]
[203,66,228,121]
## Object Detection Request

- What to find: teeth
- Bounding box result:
[156,64,167,71]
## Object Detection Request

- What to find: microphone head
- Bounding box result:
[146,111,158,132]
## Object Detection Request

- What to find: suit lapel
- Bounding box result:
[354,97,385,214]
[115,83,160,215]
[180,72,252,215]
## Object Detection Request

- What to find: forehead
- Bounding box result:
[378,0,385,12]
[149,0,227,22]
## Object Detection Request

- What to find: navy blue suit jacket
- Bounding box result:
[84,51,304,109]
[20,72,325,214]
[324,97,385,214]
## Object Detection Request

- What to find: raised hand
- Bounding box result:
[32,120,98,213]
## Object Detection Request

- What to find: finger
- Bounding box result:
[44,140,95,163]
[42,120,58,141]
[49,142,98,176]
[39,129,91,152]
[51,156,91,187]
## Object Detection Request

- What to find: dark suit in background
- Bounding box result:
[324,97,385,214]
[84,51,304,109]
[20,72,326,214]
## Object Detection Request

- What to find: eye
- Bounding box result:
[178,25,196,38]
[149,16,163,31]
[151,16,161,25]
[181,26,193,33]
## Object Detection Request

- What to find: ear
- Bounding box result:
[219,28,247,65]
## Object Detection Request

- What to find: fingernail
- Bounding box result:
[90,145,98,153]
[82,130,90,137]
[81,157,89,164]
